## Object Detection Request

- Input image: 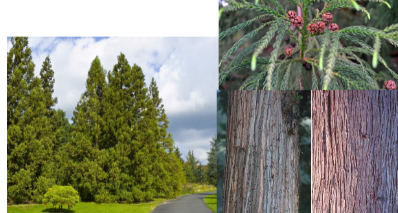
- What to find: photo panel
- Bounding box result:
[311,90,398,213]
[217,90,311,213]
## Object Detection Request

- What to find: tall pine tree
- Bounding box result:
[7,37,54,203]
[148,77,184,198]
[63,56,108,201]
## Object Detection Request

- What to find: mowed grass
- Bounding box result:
[203,194,217,213]
[7,199,166,213]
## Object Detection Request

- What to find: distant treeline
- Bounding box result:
[7,37,216,204]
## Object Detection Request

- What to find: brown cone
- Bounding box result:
[384,80,397,90]
[307,23,317,34]
[316,21,326,33]
[291,16,304,28]
[284,45,294,57]
[322,12,333,24]
[327,23,339,32]
[288,11,297,20]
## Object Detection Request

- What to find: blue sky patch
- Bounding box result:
[150,62,162,72]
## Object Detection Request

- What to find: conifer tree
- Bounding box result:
[64,56,108,201]
[195,162,206,184]
[7,37,54,203]
[101,53,133,201]
[207,136,217,186]
[184,150,199,183]
[40,56,57,115]
[130,63,160,200]
[175,147,184,163]
[103,53,160,201]
[148,78,184,197]
[149,78,173,151]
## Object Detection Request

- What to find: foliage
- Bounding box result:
[7,37,60,203]
[59,54,185,202]
[95,188,117,203]
[184,150,199,183]
[207,136,217,186]
[219,0,398,90]
[42,185,80,210]
[32,176,56,203]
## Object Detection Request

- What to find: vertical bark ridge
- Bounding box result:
[224,91,300,213]
[312,91,398,213]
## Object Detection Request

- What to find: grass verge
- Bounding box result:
[180,183,217,196]
[7,199,166,213]
[203,194,217,213]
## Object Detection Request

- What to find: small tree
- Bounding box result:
[207,136,217,186]
[219,0,398,90]
[43,185,80,210]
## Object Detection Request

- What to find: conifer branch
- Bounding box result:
[265,24,288,90]
[219,0,397,90]
[252,19,283,70]
[319,31,330,71]
[323,32,339,90]
[219,21,274,67]
[226,0,282,17]
[219,14,269,40]
[280,61,293,90]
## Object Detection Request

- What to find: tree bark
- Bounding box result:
[223,90,300,213]
[312,91,398,213]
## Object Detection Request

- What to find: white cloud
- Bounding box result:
[7,39,12,52]
[174,128,214,164]
[24,37,217,165]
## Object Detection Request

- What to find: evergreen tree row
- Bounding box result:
[179,136,217,186]
[7,37,186,204]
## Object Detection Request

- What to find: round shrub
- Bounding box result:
[42,185,79,210]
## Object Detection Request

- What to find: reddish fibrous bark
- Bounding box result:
[312,91,398,213]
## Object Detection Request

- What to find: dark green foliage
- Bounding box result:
[60,53,184,202]
[207,136,217,186]
[7,37,60,204]
[148,77,185,198]
[63,56,108,201]
[174,147,184,163]
[184,150,199,183]
[32,176,56,203]
[195,163,206,184]
[219,0,398,90]
[40,56,57,114]
[95,188,116,203]
[42,185,79,210]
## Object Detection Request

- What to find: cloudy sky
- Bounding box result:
[7,37,217,164]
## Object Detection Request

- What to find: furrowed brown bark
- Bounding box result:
[312,91,398,213]
[223,90,300,213]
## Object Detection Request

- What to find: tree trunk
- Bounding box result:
[312,91,398,213]
[223,90,300,213]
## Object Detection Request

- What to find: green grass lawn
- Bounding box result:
[203,194,217,213]
[7,199,166,213]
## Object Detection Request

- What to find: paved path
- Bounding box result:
[152,191,216,213]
